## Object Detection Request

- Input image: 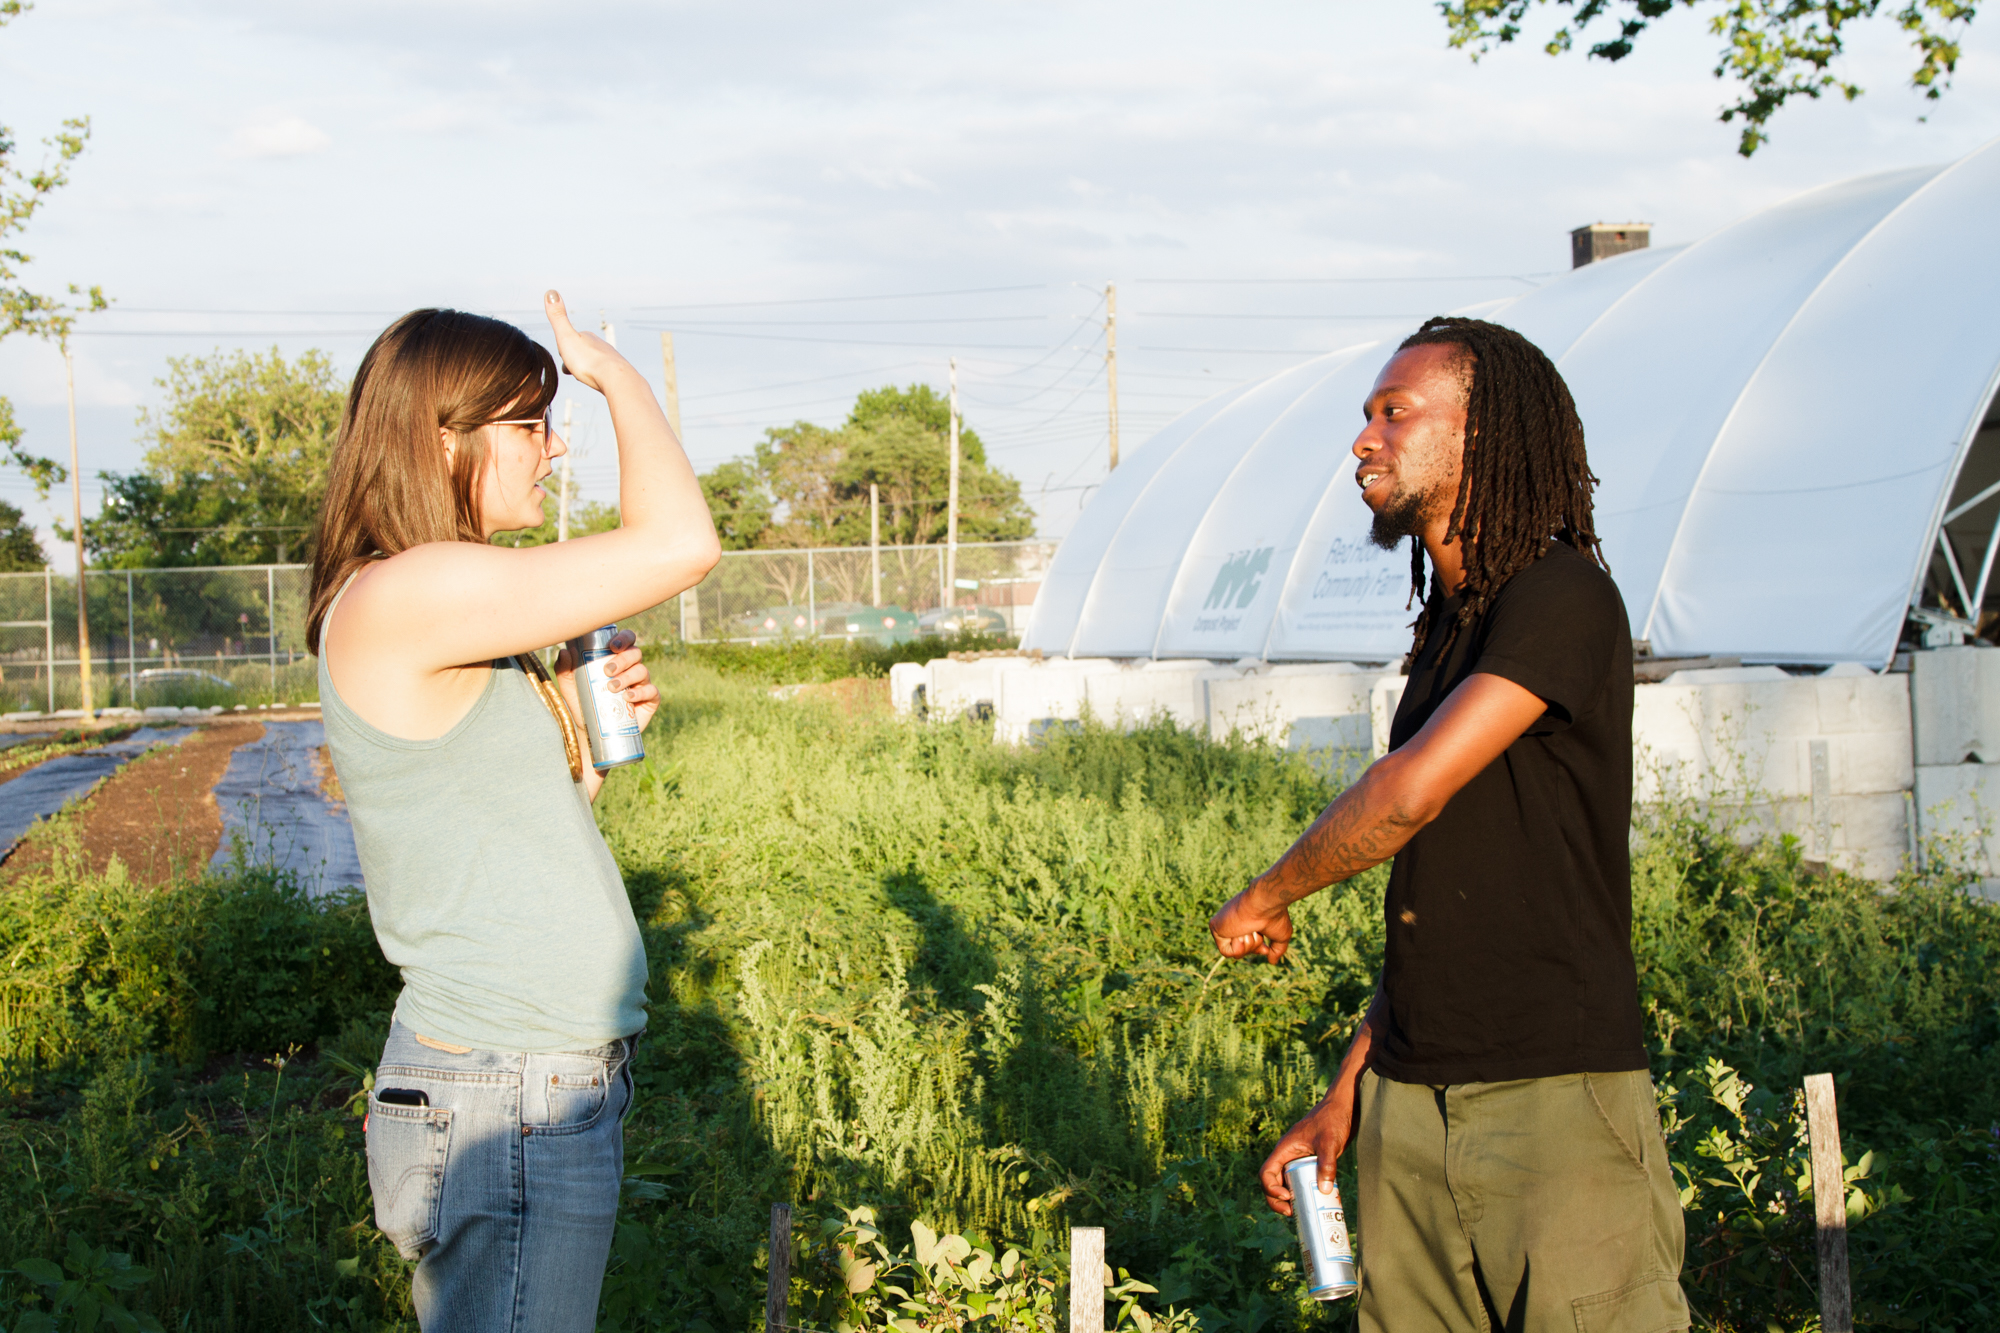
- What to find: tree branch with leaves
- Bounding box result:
[1438,0,1979,154]
[0,0,108,494]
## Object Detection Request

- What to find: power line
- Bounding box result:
[1131,273,1552,285]
[1133,345,1368,355]
[69,328,388,338]
[686,362,929,402]
[659,315,1063,328]
[1133,311,1431,320]
[626,283,1057,311]
[621,326,1071,351]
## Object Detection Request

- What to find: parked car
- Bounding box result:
[818,606,917,646]
[916,605,1009,638]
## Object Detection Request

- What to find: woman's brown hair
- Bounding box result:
[306,309,557,653]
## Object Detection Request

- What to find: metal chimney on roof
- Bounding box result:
[1571,222,1651,268]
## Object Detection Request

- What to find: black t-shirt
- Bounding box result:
[1372,539,1646,1085]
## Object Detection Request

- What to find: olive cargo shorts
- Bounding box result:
[1353,1068,1690,1333]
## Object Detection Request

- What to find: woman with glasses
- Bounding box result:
[305,293,719,1332]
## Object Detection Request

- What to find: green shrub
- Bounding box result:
[0,837,397,1093]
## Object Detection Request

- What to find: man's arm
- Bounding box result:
[1209,672,1549,963]
[1257,987,1385,1217]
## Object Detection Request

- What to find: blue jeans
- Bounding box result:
[364,1020,637,1332]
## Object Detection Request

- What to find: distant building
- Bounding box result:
[1570,222,1651,268]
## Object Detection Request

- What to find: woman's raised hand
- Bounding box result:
[544,290,626,391]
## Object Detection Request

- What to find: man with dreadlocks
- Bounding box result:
[1208,318,1688,1331]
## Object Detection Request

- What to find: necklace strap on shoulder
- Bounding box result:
[516,652,584,782]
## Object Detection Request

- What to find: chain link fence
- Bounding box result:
[650,539,1057,645]
[0,540,1056,715]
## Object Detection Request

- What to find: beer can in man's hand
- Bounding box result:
[1284,1156,1357,1300]
[566,625,646,771]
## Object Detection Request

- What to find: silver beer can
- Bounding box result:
[1285,1156,1357,1301]
[566,625,646,771]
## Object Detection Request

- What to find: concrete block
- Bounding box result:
[1911,646,2000,765]
[1731,791,1912,880]
[1659,665,1791,686]
[1914,763,2000,875]
[1811,672,1911,736]
[1370,676,1408,757]
[1085,660,1235,730]
[993,659,1118,744]
[1632,676,1910,802]
[889,662,926,715]
[926,656,1033,720]
[1205,663,1373,745]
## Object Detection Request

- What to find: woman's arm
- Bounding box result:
[340,293,721,673]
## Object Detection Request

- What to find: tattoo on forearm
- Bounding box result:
[1271,779,1419,902]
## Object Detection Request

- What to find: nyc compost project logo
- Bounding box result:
[1193,546,1275,633]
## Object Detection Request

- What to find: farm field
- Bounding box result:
[0,647,1997,1331]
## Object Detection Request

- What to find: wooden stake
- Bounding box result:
[1105,283,1120,473]
[946,359,960,603]
[1805,1073,1853,1333]
[765,1202,791,1333]
[62,345,93,719]
[1069,1226,1104,1333]
[660,330,684,443]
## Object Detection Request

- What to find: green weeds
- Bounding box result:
[0,656,1996,1329]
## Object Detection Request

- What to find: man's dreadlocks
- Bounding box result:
[1397,316,1605,662]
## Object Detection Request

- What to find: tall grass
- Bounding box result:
[0,657,1996,1330]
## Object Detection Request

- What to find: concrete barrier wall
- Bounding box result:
[1087,660,1245,730]
[886,650,2000,883]
[1205,664,1375,745]
[992,659,1120,743]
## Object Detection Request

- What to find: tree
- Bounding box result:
[1438,0,1980,155]
[696,383,1035,610]
[0,496,44,570]
[697,384,1032,551]
[848,383,990,465]
[87,348,343,566]
[1,0,107,492]
[698,458,773,551]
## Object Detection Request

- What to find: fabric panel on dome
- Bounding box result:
[1564,166,1941,628]
[1068,356,1355,658]
[1649,139,2000,661]
[1154,345,1381,658]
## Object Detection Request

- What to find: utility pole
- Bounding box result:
[946,358,961,606]
[558,399,573,542]
[659,331,684,442]
[1105,282,1121,472]
[62,346,93,718]
[870,483,882,609]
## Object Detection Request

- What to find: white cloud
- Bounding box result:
[226,115,331,158]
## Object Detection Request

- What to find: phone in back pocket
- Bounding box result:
[376,1088,429,1107]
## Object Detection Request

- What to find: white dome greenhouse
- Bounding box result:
[1023,138,2000,667]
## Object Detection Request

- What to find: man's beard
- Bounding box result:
[1368,481,1440,550]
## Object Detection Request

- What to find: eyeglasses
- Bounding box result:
[484,411,556,454]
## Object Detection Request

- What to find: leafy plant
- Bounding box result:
[5,1236,164,1333]
[796,1207,1197,1333]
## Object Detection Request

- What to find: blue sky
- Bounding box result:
[2,0,1996,566]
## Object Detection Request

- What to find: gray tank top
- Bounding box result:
[318,576,646,1052]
